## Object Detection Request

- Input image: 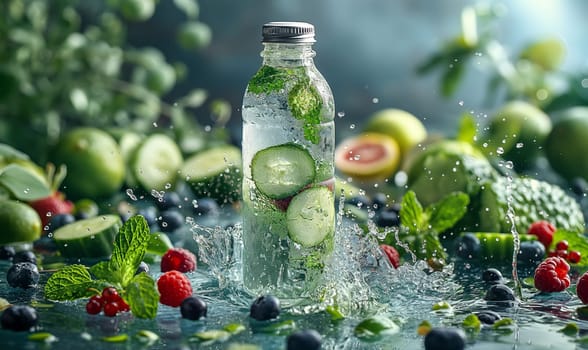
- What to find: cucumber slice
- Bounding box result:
[53,215,122,258]
[286,186,335,247]
[180,145,242,203]
[462,232,537,262]
[251,143,316,199]
[130,134,183,191]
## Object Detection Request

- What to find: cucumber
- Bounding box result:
[460,232,537,262]
[130,133,183,191]
[251,143,316,199]
[180,145,242,203]
[53,215,122,258]
[286,186,335,247]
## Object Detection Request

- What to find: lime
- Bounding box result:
[51,127,125,199]
[0,200,42,244]
[119,0,155,21]
[363,109,427,158]
[178,22,212,51]
[519,37,566,71]
[545,107,588,181]
[478,100,551,169]
[129,133,183,191]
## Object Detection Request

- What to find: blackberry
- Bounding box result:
[1,305,38,331]
[250,295,280,321]
[286,329,322,350]
[180,296,208,320]
[7,262,39,289]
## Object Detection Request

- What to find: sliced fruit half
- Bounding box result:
[286,186,335,247]
[129,133,183,191]
[53,214,122,258]
[251,143,316,200]
[335,133,400,181]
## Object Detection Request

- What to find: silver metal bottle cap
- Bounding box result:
[262,22,316,43]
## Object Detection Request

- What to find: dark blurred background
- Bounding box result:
[127,0,588,139]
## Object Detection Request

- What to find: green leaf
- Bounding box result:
[456,113,478,144]
[109,215,150,286]
[400,191,426,232]
[552,230,588,266]
[102,334,128,343]
[89,261,112,280]
[354,315,399,341]
[0,164,50,201]
[0,144,29,160]
[258,319,296,335]
[174,0,200,19]
[135,330,159,345]
[325,305,345,321]
[559,322,579,336]
[426,192,469,233]
[432,301,452,311]
[462,314,481,332]
[190,330,231,342]
[44,265,103,301]
[28,332,58,343]
[125,272,159,319]
[224,324,246,335]
[441,61,466,97]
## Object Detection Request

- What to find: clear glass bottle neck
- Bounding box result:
[261,42,316,67]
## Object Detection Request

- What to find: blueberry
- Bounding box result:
[371,192,389,211]
[47,213,75,232]
[375,207,400,227]
[345,195,371,209]
[518,240,546,266]
[287,329,322,350]
[138,206,159,227]
[455,233,481,259]
[0,246,15,261]
[135,261,150,275]
[250,294,280,321]
[156,192,183,211]
[180,296,208,321]
[192,198,220,216]
[7,262,39,289]
[13,250,37,265]
[482,268,504,284]
[484,284,517,305]
[424,327,466,350]
[475,310,502,325]
[159,210,184,232]
[1,305,38,331]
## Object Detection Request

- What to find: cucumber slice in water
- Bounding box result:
[286,186,335,247]
[180,145,242,203]
[53,215,122,258]
[130,134,183,191]
[251,143,316,199]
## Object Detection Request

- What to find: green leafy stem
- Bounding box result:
[44,215,159,319]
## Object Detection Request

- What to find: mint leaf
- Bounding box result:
[400,191,426,232]
[125,272,159,319]
[89,261,113,280]
[0,164,50,201]
[247,65,287,95]
[354,315,399,340]
[110,215,150,286]
[426,191,469,233]
[44,265,105,301]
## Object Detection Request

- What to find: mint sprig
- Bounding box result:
[389,190,469,263]
[44,215,159,319]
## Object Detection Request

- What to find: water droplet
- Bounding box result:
[349,124,356,130]
[164,183,172,190]
[496,147,504,155]
[337,111,345,118]
[582,78,588,88]
[515,143,524,149]
[23,188,30,194]
[458,100,464,106]
[504,161,514,169]
[372,97,379,104]
[204,125,212,132]
[126,189,138,201]
[152,122,158,127]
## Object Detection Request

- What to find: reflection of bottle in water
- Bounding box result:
[241,22,335,299]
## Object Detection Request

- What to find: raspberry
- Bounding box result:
[380,244,400,268]
[85,299,102,315]
[103,302,120,317]
[568,250,582,264]
[534,256,570,292]
[527,221,556,249]
[157,270,193,307]
[576,271,588,304]
[161,248,197,273]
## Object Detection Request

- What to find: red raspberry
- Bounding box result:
[103,302,120,317]
[380,244,400,269]
[85,299,102,315]
[534,256,570,292]
[577,271,588,304]
[555,240,569,251]
[157,270,193,307]
[102,287,120,302]
[161,248,197,273]
[527,221,556,249]
[568,251,582,264]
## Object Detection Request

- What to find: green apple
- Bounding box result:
[545,107,588,181]
[363,109,427,158]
